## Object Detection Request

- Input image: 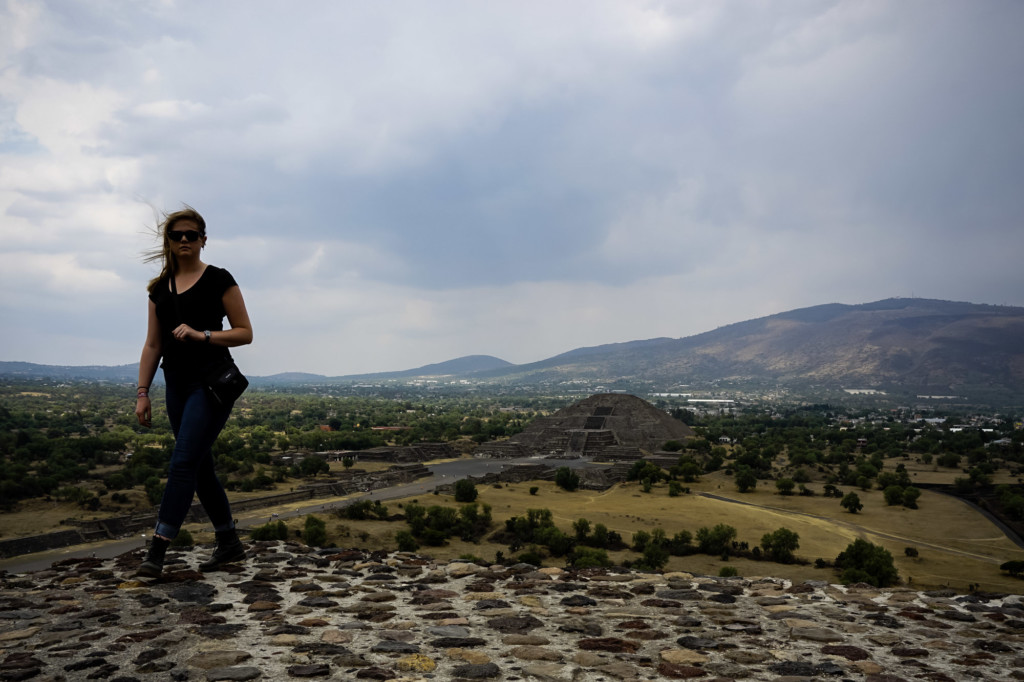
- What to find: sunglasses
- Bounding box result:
[168,229,202,242]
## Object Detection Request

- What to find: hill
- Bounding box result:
[4,298,1023,403]
[474,298,1024,401]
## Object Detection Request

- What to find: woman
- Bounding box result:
[134,207,253,577]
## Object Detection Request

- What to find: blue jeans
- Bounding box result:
[154,372,235,539]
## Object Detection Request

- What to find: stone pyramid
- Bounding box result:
[496,393,694,458]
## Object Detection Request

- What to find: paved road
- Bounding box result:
[0,456,597,574]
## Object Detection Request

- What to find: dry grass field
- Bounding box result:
[0,461,399,540]
[5,455,1024,594]
[293,469,1024,594]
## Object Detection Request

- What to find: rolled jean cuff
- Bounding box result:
[154,522,179,540]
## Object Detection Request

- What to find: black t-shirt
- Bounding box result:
[149,265,237,379]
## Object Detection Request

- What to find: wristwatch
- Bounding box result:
[204,330,211,343]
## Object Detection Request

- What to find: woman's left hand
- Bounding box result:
[171,324,202,343]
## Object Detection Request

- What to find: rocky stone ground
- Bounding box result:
[1,540,1022,681]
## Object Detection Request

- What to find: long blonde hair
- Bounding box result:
[144,206,207,294]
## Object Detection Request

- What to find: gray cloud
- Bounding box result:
[2,0,1023,375]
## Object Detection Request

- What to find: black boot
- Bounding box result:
[137,536,170,578]
[199,528,246,572]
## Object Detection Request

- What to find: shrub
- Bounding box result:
[627,461,665,483]
[517,547,545,566]
[835,539,899,587]
[336,499,389,520]
[555,467,580,492]
[251,520,289,541]
[883,485,904,506]
[841,492,863,513]
[719,566,739,577]
[1000,560,1024,577]
[170,529,194,548]
[632,529,651,552]
[529,486,539,496]
[638,542,670,571]
[902,486,921,509]
[678,462,701,483]
[568,546,612,569]
[734,468,758,493]
[775,478,795,496]
[303,515,327,547]
[395,530,419,552]
[760,528,799,563]
[696,524,737,556]
[573,518,591,542]
[454,479,478,503]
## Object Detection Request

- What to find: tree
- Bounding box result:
[1000,560,1024,577]
[761,528,800,563]
[834,539,899,587]
[303,515,327,547]
[840,492,863,514]
[573,518,591,542]
[569,546,612,569]
[696,524,737,556]
[735,468,758,493]
[632,529,651,552]
[555,467,580,492]
[299,455,330,478]
[342,456,354,469]
[591,523,610,549]
[454,479,478,503]
[902,486,921,509]
[251,520,289,541]
[883,486,904,506]
[679,462,701,483]
[395,530,419,552]
[639,542,670,571]
[627,461,665,483]
[775,478,795,496]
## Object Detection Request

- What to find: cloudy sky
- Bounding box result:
[2,1,1022,377]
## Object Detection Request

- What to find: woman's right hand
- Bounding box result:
[135,396,152,428]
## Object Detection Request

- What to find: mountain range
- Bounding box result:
[3,298,1023,403]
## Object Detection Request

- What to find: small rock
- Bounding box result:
[395,653,436,672]
[205,666,263,681]
[659,649,709,665]
[509,645,563,661]
[286,663,330,677]
[188,651,253,669]
[451,662,502,679]
[578,637,639,653]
